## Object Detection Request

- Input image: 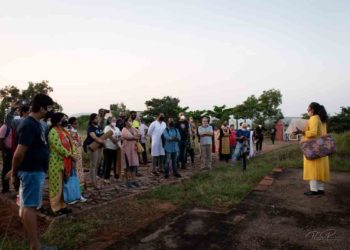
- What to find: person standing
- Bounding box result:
[198,117,214,170]
[121,116,141,188]
[68,117,87,201]
[255,124,264,153]
[162,118,181,178]
[232,123,251,171]
[295,102,330,196]
[84,113,104,189]
[270,127,276,144]
[103,117,121,183]
[0,115,14,193]
[148,113,166,176]
[48,113,77,214]
[7,94,53,250]
[139,120,149,165]
[176,112,190,169]
[218,121,231,162]
[229,125,237,160]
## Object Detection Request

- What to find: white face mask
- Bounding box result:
[14,115,21,120]
[71,127,77,132]
[180,115,185,120]
[111,122,116,127]
[47,121,52,127]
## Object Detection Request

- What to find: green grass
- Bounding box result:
[143,132,350,209]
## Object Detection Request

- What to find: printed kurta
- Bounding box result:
[220,127,231,155]
[303,115,330,181]
[69,129,84,185]
[48,128,76,212]
[148,121,166,156]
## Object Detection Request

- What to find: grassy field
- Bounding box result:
[1,132,349,249]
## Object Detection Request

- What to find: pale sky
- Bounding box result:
[0,0,349,117]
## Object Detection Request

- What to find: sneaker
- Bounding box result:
[151,171,159,177]
[104,179,111,184]
[304,191,319,196]
[68,200,78,205]
[174,173,182,178]
[131,181,140,187]
[80,196,87,202]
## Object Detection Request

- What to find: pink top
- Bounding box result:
[121,127,139,167]
[0,124,12,149]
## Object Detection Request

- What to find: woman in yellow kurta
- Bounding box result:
[48,113,77,215]
[297,102,330,196]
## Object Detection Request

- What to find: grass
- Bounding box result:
[142,132,350,209]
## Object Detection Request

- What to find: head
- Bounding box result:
[157,113,165,122]
[20,105,30,118]
[202,117,209,126]
[230,124,235,130]
[68,117,78,129]
[31,94,54,119]
[222,121,228,127]
[124,116,133,128]
[107,116,117,127]
[51,112,68,129]
[239,122,243,128]
[179,112,185,121]
[242,123,248,130]
[168,118,175,128]
[89,113,98,126]
[130,111,137,120]
[119,111,126,120]
[308,102,328,123]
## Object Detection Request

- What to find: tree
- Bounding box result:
[328,106,350,133]
[0,81,62,122]
[257,89,283,124]
[233,95,260,120]
[143,96,188,122]
[206,105,233,124]
[110,102,129,118]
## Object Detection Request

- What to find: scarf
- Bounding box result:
[55,127,73,178]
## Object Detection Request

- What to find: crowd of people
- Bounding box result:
[0,93,281,250]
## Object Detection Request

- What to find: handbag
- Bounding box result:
[63,168,81,203]
[300,134,336,160]
[136,142,144,153]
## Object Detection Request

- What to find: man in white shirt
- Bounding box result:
[147,113,166,176]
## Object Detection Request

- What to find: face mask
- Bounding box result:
[14,115,21,120]
[47,121,52,127]
[111,122,117,127]
[169,121,174,127]
[71,127,77,132]
[180,115,185,120]
[131,115,136,119]
[61,120,68,128]
[45,111,54,120]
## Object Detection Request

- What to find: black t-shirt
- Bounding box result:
[85,125,104,145]
[176,120,189,141]
[17,116,50,172]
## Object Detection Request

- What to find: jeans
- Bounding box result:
[165,152,178,176]
[18,171,46,208]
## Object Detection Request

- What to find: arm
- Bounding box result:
[122,128,138,141]
[304,116,319,138]
[89,131,104,144]
[49,129,72,158]
[147,122,154,137]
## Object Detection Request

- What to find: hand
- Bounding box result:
[293,128,302,135]
[5,170,19,186]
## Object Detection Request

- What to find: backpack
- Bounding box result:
[0,125,11,150]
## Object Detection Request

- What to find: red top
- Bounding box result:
[229,129,236,146]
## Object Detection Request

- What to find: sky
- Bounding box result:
[0,0,349,117]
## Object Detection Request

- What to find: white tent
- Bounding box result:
[285,118,307,140]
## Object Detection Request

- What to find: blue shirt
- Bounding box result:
[163,128,181,153]
[17,116,50,172]
[236,129,250,143]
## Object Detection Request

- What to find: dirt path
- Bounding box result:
[108,168,350,250]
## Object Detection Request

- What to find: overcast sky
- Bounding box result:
[0,0,349,117]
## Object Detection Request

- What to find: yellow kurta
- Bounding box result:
[303,115,330,181]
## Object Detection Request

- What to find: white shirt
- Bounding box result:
[148,120,166,156]
[104,125,121,150]
[139,123,149,144]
